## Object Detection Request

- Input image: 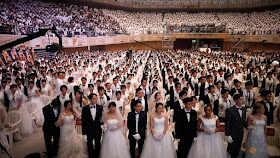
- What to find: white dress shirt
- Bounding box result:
[235,105,242,117]
[184,108,191,122]
[90,104,96,121]
[135,112,139,133]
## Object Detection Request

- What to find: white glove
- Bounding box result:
[193,137,197,141]
[61,113,66,120]
[83,135,87,142]
[92,139,95,146]
[133,133,141,140]
[226,136,233,143]
[101,124,107,131]
[176,139,180,142]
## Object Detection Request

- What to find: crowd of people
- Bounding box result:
[103,10,165,35]
[0,0,122,37]
[164,9,280,35]
[0,0,280,36]
[0,49,280,158]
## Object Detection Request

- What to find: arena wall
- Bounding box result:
[1,33,280,52]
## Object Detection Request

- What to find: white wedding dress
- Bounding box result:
[25,87,45,126]
[8,91,34,136]
[140,117,177,158]
[0,102,9,150]
[100,119,130,158]
[57,115,87,158]
[187,116,227,158]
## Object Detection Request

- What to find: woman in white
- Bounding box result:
[187,105,227,158]
[39,79,53,106]
[8,84,34,136]
[141,102,177,158]
[114,91,126,116]
[25,80,45,126]
[55,100,87,158]
[72,90,87,118]
[40,79,51,97]
[191,96,203,117]
[126,82,135,99]
[121,85,131,106]
[245,103,267,158]
[100,101,130,158]
[0,93,9,150]
[148,90,166,116]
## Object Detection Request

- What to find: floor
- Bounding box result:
[0,128,46,158]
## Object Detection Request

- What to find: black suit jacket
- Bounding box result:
[3,92,9,110]
[42,104,60,133]
[225,106,247,143]
[276,83,280,97]
[229,88,243,96]
[202,95,219,115]
[127,111,147,140]
[130,98,148,113]
[258,100,274,125]
[199,83,206,101]
[82,104,103,139]
[175,109,197,141]
[173,100,184,123]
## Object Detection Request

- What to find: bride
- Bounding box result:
[187,105,227,158]
[100,101,130,158]
[141,102,177,158]
[55,100,87,158]
[245,103,267,158]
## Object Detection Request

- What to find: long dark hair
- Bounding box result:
[64,100,77,119]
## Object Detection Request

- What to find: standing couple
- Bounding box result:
[226,94,267,158]
[43,98,87,158]
[83,93,131,158]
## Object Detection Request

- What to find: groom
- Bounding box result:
[225,94,248,158]
[82,93,103,158]
[42,98,61,158]
[127,100,147,158]
[175,97,197,158]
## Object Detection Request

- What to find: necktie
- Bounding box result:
[186,111,190,122]
[237,107,242,117]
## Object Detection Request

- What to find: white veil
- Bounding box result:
[148,90,166,113]
[102,100,124,131]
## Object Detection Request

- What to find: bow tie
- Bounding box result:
[186,111,191,114]
[135,112,140,115]
[62,96,65,99]
[107,90,111,92]
[90,105,96,109]
[237,107,242,110]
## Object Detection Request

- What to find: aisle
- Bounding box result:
[0,128,45,158]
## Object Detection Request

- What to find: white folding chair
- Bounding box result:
[5,111,22,148]
[266,126,280,157]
